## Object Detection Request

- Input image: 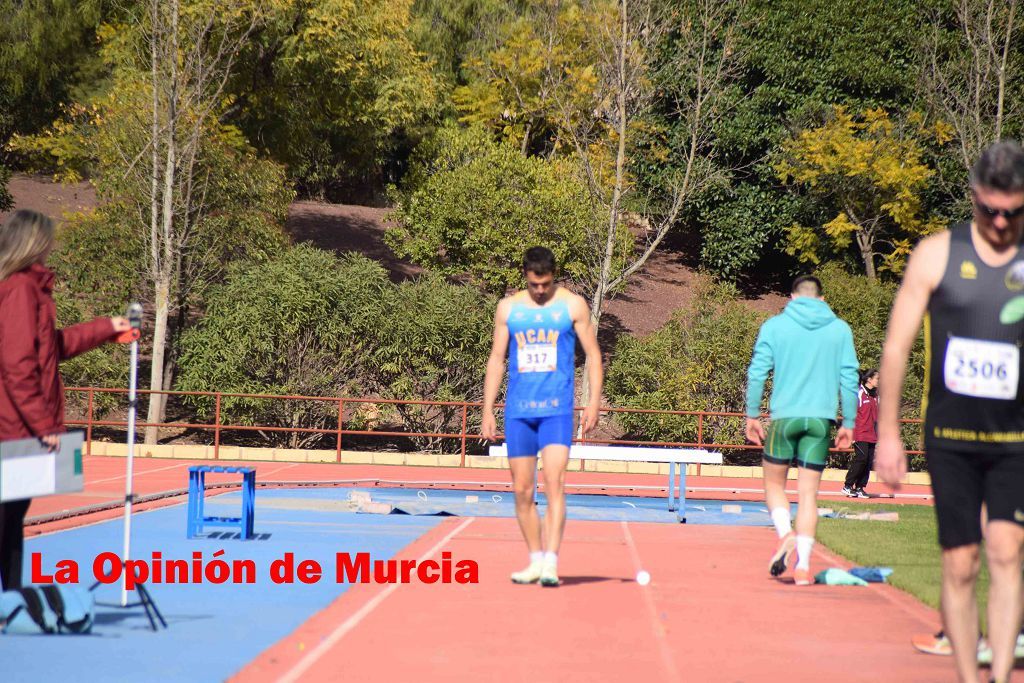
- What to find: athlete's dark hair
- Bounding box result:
[970,141,1024,192]
[859,368,879,386]
[523,246,556,276]
[791,274,822,296]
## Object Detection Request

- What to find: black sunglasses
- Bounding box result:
[973,192,1024,219]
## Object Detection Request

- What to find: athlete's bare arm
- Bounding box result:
[876,232,949,485]
[569,293,603,436]
[482,297,512,441]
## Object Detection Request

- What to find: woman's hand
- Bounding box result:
[40,433,60,452]
[110,317,131,333]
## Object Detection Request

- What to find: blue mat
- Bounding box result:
[206,487,774,526]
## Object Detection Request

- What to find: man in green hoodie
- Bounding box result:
[745,275,859,586]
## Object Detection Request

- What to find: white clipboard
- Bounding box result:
[0,431,85,502]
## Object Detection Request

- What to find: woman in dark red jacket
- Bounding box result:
[0,209,129,590]
[842,368,879,498]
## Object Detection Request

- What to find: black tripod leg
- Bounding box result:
[137,583,168,630]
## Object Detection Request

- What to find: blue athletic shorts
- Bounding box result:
[504,414,574,457]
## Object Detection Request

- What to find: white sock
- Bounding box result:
[529,551,543,565]
[796,535,814,570]
[543,551,558,566]
[770,508,792,538]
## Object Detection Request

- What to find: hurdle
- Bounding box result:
[489,444,723,522]
[186,465,256,539]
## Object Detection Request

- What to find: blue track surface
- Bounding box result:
[2,495,442,683]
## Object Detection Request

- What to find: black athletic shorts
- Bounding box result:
[927,447,1024,549]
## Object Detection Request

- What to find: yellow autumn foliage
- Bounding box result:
[777,107,948,276]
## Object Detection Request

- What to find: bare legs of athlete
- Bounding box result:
[764,461,823,583]
[509,445,569,585]
[942,521,1024,682]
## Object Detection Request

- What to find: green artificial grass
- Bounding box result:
[815,501,991,629]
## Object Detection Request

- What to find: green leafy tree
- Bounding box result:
[386,124,603,295]
[10,1,294,443]
[409,0,508,89]
[0,0,125,142]
[228,0,441,198]
[453,0,602,155]
[179,246,496,452]
[692,0,932,280]
[776,107,949,278]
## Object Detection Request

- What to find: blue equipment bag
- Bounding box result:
[0,584,94,634]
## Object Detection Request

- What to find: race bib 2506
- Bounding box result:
[943,336,1019,400]
[516,343,556,373]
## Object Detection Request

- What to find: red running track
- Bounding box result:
[26,456,950,681]
[234,516,948,683]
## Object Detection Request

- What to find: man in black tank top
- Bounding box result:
[877,141,1024,683]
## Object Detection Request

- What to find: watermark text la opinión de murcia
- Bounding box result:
[31,551,479,589]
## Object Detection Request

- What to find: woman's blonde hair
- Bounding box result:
[0,209,56,281]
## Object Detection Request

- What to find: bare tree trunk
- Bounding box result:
[145,277,171,443]
[145,0,162,445]
[571,0,741,405]
[581,0,630,406]
[145,0,179,444]
[858,236,876,280]
[923,0,1019,173]
[995,0,1018,140]
[590,2,629,327]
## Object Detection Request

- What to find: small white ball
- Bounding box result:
[636,570,651,586]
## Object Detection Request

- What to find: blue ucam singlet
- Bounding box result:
[505,294,577,419]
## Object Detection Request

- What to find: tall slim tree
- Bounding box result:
[139,0,263,442]
[561,0,744,321]
[560,0,745,400]
[922,0,1021,174]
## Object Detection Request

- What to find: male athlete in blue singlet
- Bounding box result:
[481,247,603,587]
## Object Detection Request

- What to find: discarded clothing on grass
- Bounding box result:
[814,568,868,586]
[848,566,893,583]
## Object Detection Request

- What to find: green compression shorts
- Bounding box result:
[763,417,834,471]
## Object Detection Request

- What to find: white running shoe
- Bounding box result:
[510,561,544,585]
[977,638,992,665]
[539,560,560,587]
[976,632,1024,664]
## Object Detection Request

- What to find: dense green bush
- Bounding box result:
[176,247,389,448]
[177,246,495,451]
[818,263,927,468]
[0,163,11,212]
[54,293,128,419]
[366,272,495,451]
[697,184,800,281]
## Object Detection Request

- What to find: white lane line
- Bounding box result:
[621,521,681,682]
[276,516,476,683]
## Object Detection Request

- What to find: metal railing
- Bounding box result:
[65,387,923,467]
